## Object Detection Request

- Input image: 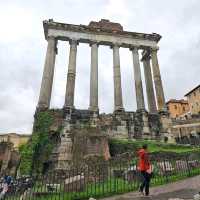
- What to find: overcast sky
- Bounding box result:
[0,0,200,134]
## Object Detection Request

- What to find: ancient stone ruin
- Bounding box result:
[0,141,20,176]
[35,19,172,171]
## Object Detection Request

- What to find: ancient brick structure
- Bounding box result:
[35,19,172,171]
[0,141,20,176]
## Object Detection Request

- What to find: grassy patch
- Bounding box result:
[109,138,200,156]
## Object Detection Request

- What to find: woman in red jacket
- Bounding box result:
[137,144,151,196]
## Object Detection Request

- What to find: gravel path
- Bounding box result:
[100,175,200,200]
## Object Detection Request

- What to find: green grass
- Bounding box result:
[109,138,200,155]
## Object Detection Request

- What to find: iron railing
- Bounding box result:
[3,152,200,200]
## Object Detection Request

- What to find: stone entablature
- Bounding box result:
[43,19,161,48]
[38,19,166,114]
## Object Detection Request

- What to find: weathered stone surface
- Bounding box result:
[0,141,20,176]
[44,19,161,48]
[64,175,85,192]
[151,49,166,111]
[72,126,111,164]
[89,42,99,112]
[88,19,123,32]
[142,56,157,113]
[64,40,78,109]
[36,19,171,173]
[37,37,56,109]
[131,47,145,110]
[113,45,124,112]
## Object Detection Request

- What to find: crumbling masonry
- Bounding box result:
[35,19,171,170]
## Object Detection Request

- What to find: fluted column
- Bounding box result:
[131,47,145,110]
[64,40,78,109]
[37,36,57,109]
[142,56,157,113]
[89,42,99,112]
[112,44,124,112]
[151,48,166,111]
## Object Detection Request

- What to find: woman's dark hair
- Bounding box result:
[142,144,148,149]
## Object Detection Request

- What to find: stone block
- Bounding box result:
[64,175,85,192]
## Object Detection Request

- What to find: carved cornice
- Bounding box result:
[43,19,162,43]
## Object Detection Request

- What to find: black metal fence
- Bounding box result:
[3,152,200,200]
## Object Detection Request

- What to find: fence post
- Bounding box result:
[185,155,191,177]
[163,159,169,183]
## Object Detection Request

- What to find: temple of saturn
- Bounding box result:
[36,19,171,140]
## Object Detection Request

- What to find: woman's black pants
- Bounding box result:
[139,171,151,196]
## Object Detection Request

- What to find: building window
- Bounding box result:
[174,105,177,109]
[183,107,185,111]
[194,92,196,96]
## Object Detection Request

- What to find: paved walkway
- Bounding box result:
[100,175,200,200]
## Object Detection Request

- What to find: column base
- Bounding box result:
[159,111,172,134]
[136,109,150,135]
[63,106,75,116]
[158,107,169,116]
[136,108,147,114]
[88,106,99,113]
[114,106,125,114]
[36,105,49,112]
[88,107,99,119]
[149,110,158,114]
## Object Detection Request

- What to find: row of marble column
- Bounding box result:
[37,36,166,113]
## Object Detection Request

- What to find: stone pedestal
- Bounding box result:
[136,110,150,137]
[50,120,73,170]
[72,127,111,165]
[159,111,172,134]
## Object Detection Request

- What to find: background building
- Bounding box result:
[185,84,200,115]
[166,99,189,118]
[0,133,30,149]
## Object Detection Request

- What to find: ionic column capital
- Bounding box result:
[89,40,99,47]
[150,46,159,52]
[69,39,79,46]
[110,43,121,49]
[47,35,56,40]
[129,46,140,52]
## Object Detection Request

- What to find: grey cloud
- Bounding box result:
[0,0,200,133]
